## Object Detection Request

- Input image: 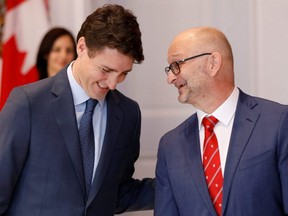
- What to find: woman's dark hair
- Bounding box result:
[36,27,77,79]
[77,4,144,63]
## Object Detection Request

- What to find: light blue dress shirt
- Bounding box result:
[67,62,107,183]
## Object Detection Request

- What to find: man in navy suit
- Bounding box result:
[155,27,288,215]
[0,4,154,216]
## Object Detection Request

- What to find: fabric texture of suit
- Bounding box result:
[155,89,288,216]
[0,68,154,216]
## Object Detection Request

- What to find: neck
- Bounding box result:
[195,85,235,114]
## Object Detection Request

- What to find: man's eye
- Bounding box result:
[101,67,110,72]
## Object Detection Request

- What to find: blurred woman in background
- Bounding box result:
[36,27,77,79]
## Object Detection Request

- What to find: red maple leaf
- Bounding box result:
[0,36,39,109]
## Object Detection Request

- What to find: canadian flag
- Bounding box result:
[0,0,50,109]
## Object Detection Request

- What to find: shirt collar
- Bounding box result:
[67,62,105,107]
[197,87,239,129]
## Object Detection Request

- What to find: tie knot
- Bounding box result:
[202,115,218,131]
[85,98,98,113]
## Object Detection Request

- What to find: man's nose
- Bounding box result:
[107,76,119,90]
[167,71,177,84]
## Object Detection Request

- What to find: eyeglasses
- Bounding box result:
[164,52,212,75]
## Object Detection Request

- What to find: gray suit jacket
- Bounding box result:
[155,89,288,216]
[0,69,154,216]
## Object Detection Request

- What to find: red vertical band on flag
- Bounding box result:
[0,0,50,109]
[6,0,25,11]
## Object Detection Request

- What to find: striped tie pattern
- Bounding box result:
[202,116,223,216]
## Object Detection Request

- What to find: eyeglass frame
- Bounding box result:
[164,52,212,75]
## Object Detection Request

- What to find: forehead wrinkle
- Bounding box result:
[168,43,187,63]
[168,32,198,63]
[99,62,132,73]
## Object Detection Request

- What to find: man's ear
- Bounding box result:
[208,52,222,77]
[76,37,87,56]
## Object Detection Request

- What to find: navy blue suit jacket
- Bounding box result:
[155,90,288,216]
[0,69,154,216]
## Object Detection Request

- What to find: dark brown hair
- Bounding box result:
[77,4,144,63]
[36,27,77,79]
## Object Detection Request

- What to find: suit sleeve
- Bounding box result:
[278,109,288,214]
[0,88,31,215]
[154,136,179,216]
[114,103,155,214]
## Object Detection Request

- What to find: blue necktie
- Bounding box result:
[79,98,98,194]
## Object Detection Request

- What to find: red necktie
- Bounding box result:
[202,116,223,216]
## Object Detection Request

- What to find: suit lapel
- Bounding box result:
[222,91,260,214]
[49,72,124,204]
[87,91,123,205]
[50,70,86,195]
[182,115,217,215]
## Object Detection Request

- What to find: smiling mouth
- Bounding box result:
[97,82,109,89]
[176,83,186,89]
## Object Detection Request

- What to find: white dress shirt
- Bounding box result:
[197,87,239,175]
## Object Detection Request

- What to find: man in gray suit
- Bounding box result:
[155,27,288,216]
[0,4,154,216]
